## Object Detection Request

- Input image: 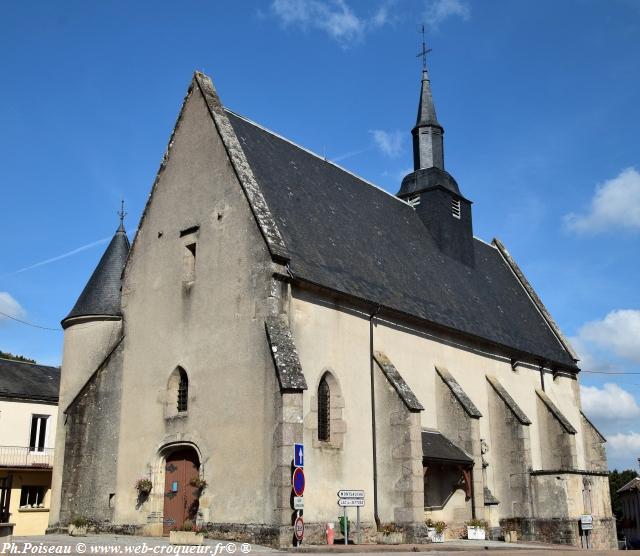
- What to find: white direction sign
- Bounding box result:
[338,498,365,507]
[337,490,365,499]
[293,496,304,510]
[579,515,593,530]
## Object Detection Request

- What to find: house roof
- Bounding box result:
[617,477,640,494]
[225,109,577,370]
[0,358,60,403]
[422,430,473,465]
[63,224,130,326]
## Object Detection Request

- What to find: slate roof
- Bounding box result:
[63,225,130,326]
[226,110,577,370]
[0,358,60,403]
[421,430,473,465]
[373,351,424,412]
[264,316,308,392]
[617,477,640,494]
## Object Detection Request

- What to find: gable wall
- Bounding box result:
[113,83,280,527]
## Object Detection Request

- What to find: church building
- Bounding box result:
[49,61,616,549]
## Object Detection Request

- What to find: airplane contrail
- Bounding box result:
[1,236,111,278]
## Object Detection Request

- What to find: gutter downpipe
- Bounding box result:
[369,304,381,529]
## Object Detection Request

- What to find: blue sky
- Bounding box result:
[1,0,639,471]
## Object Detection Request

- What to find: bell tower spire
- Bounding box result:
[413,26,444,170]
[398,30,474,266]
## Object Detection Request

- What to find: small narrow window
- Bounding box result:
[183,243,196,283]
[318,377,331,442]
[20,486,46,508]
[29,415,48,452]
[177,368,189,412]
[407,194,421,208]
[451,198,461,219]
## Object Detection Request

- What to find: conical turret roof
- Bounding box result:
[63,224,130,327]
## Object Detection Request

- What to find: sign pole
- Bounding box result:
[356,505,360,545]
[343,506,347,545]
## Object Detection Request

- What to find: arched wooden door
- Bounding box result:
[163,448,200,535]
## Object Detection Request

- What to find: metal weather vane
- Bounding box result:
[118,199,127,227]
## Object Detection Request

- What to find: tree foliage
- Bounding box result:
[610,468,639,519]
[0,350,36,363]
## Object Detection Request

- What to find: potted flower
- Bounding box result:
[189,477,207,494]
[69,515,89,537]
[169,520,205,546]
[465,519,488,540]
[376,523,403,545]
[425,519,446,543]
[135,477,153,496]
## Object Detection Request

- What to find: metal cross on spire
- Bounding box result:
[118,199,127,228]
[416,24,432,70]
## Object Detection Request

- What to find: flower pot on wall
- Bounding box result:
[466,526,486,540]
[69,525,87,537]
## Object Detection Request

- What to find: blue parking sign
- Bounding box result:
[294,443,304,468]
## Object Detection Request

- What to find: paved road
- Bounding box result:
[0,535,621,556]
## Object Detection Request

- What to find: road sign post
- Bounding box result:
[343,505,347,545]
[292,467,305,497]
[291,445,304,546]
[294,515,304,542]
[337,489,365,545]
[294,443,304,468]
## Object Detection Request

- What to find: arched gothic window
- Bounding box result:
[177,368,189,412]
[318,376,331,442]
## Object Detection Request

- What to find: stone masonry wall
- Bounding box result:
[58,342,123,525]
[536,398,576,470]
[435,374,484,521]
[487,383,532,519]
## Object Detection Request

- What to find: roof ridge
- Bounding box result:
[473,235,496,248]
[224,108,411,207]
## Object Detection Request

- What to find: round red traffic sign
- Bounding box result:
[292,467,305,496]
[294,516,304,541]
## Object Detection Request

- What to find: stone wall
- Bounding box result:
[58,341,123,524]
[536,396,576,470]
[486,378,532,519]
[374,360,423,529]
[435,369,484,521]
[580,414,607,472]
[500,516,616,549]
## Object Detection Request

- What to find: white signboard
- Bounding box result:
[338,498,365,507]
[293,496,304,510]
[580,514,593,530]
[337,490,365,499]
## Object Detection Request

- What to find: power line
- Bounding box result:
[0,310,61,331]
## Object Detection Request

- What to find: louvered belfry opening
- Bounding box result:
[318,376,331,441]
[177,368,189,412]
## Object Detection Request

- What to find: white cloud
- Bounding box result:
[424,0,470,28]
[270,0,389,45]
[569,335,616,373]
[607,432,640,455]
[0,292,26,323]
[581,383,640,421]
[565,167,640,234]
[579,309,640,363]
[370,129,404,157]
